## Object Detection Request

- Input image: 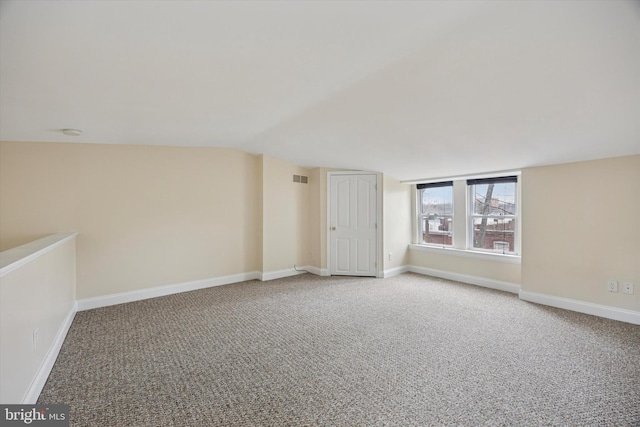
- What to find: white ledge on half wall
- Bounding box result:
[408,244,521,264]
[0,232,78,276]
[0,232,78,404]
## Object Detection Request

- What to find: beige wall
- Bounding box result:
[382,174,411,271]
[0,234,76,403]
[316,167,331,272]
[307,168,322,270]
[2,141,636,313]
[406,155,640,304]
[408,249,522,285]
[521,155,639,311]
[310,169,412,275]
[0,141,260,299]
[260,155,311,273]
[407,176,522,285]
[319,168,331,272]
[256,155,264,272]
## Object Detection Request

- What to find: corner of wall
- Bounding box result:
[382,174,412,272]
[520,155,640,314]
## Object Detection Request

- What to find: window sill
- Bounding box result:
[408,244,521,264]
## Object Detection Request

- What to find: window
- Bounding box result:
[417,181,453,247]
[467,176,517,254]
[413,174,520,259]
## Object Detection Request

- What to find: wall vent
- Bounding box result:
[293,175,308,184]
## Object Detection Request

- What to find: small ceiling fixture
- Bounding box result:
[62,128,82,136]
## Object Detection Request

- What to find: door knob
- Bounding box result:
[331,227,336,231]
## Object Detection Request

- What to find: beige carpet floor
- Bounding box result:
[38,273,640,426]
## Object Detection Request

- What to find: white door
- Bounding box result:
[329,173,378,276]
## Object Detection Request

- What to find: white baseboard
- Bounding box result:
[261,266,330,280]
[383,265,410,278]
[261,268,308,281]
[405,265,637,324]
[77,271,261,311]
[519,290,640,325]
[291,265,326,276]
[22,302,77,404]
[76,267,330,311]
[407,265,520,294]
[303,265,322,276]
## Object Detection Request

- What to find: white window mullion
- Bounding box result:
[414,174,520,258]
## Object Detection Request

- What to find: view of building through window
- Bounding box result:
[418,177,517,254]
[469,182,517,254]
[419,184,453,246]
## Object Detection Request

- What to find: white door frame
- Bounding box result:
[326,171,383,278]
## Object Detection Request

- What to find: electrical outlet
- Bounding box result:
[388,253,393,261]
[622,282,634,295]
[607,280,618,292]
[32,328,39,350]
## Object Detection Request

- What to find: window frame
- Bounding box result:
[467,177,518,255]
[416,181,454,248]
[412,173,521,260]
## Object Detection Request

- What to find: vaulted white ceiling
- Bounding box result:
[1,0,638,181]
